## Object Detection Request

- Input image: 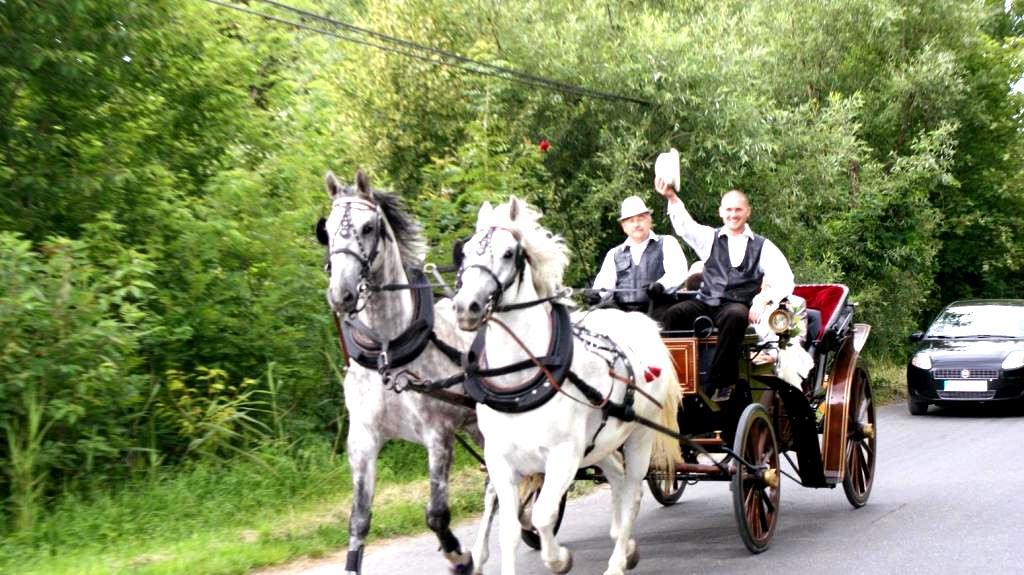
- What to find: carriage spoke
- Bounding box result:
[756,491,770,534]
[755,425,768,455]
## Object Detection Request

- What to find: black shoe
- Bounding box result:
[710,386,734,403]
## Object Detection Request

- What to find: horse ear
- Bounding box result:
[355,169,371,200]
[451,236,466,268]
[325,170,343,199]
[476,201,493,231]
[509,196,520,221]
[315,217,329,245]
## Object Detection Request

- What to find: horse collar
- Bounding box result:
[461,303,574,413]
[342,267,435,372]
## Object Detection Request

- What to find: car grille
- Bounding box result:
[937,391,996,400]
[931,368,999,380]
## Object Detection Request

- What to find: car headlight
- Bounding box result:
[910,352,932,370]
[768,308,793,335]
[1002,350,1024,370]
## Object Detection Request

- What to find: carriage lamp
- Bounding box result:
[1001,350,1024,370]
[910,351,932,370]
[767,307,794,335]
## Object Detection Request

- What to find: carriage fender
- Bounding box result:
[822,323,871,484]
[852,323,871,353]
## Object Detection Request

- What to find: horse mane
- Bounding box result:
[489,198,569,298]
[371,189,428,269]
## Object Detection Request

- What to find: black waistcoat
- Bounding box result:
[613,237,665,306]
[697,230,765,307]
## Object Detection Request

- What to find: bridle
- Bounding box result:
[455,227,527,316]
[322,197,388,310]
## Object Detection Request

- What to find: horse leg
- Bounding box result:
[603,430,655,575]
[470,477,497,574]
[484,452,523,575]
[596,451,625,542]
[425,432,473,574]
[460,424,495,573]
[345,423,383,575]
[535,444,579,574]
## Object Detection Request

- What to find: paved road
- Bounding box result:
[275,402,1024,574]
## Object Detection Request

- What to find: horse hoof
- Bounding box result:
[626,541,639,570]
[450,555,473,575]
[548,549,573,574]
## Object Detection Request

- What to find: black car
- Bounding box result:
[906,299,1024,415]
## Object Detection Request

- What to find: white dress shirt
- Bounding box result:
[666,200,794,306]
[592,232,688,293]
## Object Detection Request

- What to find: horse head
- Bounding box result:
[317,170,424,315]
[452,196,568,331]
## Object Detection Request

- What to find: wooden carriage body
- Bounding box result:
[648,283,876,552]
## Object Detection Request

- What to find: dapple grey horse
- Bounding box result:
[318,170,495,574]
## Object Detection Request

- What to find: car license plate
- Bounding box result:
[943,379,988,392]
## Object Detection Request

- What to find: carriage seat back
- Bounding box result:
[792,284,849,344]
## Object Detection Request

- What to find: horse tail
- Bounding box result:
[649,349,683,474]
[518,473,545,501]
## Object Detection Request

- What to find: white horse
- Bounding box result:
[318,170,495,574]
[451,197,682,575]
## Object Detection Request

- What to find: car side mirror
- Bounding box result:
[909,331,924,343]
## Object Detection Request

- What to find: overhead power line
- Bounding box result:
[203,0,651,106]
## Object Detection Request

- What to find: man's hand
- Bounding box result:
[582,288,604,306]
[646,282,666,301]
[748,299,774,324]
[654,175,679,202]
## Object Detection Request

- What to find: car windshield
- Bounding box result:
[926,305,1024,338]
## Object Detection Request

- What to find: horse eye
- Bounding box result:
[502,248,514,259]
[361,223,374,235]
[323,262,331,274]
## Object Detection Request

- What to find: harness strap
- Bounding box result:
[494,289,571,312]
[429,331,464,365]
[467,355,566,378]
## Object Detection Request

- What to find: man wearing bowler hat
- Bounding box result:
[590,195,687,315]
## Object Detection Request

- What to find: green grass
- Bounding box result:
[864,357,905,404]
[0,439,489,575]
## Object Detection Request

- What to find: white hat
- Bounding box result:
[619,196,651,220]
[655,148,680,191]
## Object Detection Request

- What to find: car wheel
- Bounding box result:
[907,396,928,416]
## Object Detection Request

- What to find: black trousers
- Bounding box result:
[661,299,749,390]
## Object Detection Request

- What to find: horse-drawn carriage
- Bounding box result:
[644,283,876,552]
[318,172,876,574]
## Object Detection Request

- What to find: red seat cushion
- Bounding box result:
[793,284,848,341]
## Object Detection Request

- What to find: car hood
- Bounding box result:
[917,339,1024,365]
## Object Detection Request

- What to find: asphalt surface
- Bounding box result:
[271,401,1024,574]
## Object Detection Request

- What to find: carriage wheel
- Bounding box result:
[731,403,780,554]
[646,467,686,506]
[519,488,568,550]
[843,366,876,508]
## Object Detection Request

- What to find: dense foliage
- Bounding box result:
[1,0,1021,532]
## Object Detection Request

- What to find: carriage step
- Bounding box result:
[675,461,729,476]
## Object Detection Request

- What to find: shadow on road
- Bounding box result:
[925,400,1024,418]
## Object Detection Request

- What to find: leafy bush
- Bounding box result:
[0,221,155,528]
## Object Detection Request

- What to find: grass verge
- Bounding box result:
[0,439,488,575]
